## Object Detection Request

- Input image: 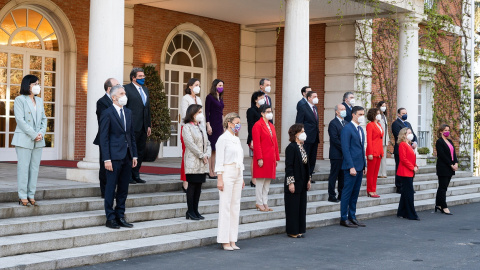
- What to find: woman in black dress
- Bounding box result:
[246,91,266,187]
[284,124,311,238]
[435,124,458,215]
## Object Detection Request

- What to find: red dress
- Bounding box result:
[252,119,280,179]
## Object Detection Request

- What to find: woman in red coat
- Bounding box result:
[252,104,280,212]
[396,127,420,221]
[366,108,384,198]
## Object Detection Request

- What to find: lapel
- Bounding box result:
[102,94,113,107]
[260,119,274,143]
[111,106,125,132]
[129,83,145,107]
[335,117,344,130]
[24,96,36,125]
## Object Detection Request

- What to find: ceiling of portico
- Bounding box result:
[124,0,389,27]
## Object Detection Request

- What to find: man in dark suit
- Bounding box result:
[327,103,346,203]
[341,92,355,123]
[93,78,116,198]
[295,91,320,183]
[296,86,311,112]
[124,67,151,184]
[340,106,367,228]
[258,78,274,124]
[392,107,417,193]
[100,85,138,229]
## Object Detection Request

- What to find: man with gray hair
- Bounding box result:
[342,92,355,123]
[258,78,273,124]
[327,103,347,202]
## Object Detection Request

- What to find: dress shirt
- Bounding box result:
[133,83,147,103]
[351,120,363,142]
[215,131,245,178]
[106,93,111,99]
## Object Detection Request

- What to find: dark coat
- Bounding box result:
[284,142,310,194]
[436,138,458,176]
[342,102,352,123]
[124,83,151,133]
[93,94,113,145]
[246,105,262,146]
[295,102,320,144]
[392,118,417,155]
[296,98,307,112]
[328,117,344,159]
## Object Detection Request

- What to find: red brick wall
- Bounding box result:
[275,24,326,158]
[132,5,240,115]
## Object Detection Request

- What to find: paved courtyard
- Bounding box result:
[70,202,480,270]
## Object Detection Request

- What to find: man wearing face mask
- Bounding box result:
[99,85,138,229]
[295,91,320,182]
[327,103,347,203]
[339,106,367,228]
[341,92,356,123]
[124,68,151,184]
[93,78,117,198]
[296,86,312,111]
[392,108,417,194]
[259,78,273,123]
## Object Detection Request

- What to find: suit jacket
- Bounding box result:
[296,98,307,112]
[246,105,262,146]
[380,114,390,146]
[341,122,366,171]
[328,117,344,159]
[11,95,47,149]
[295,102,320,144]
[263,93,273,124]
[124,83,151,133]
[252,119,280,179]
[94,94,113,145]
[284,142,310,194]
[397,141,417,177]
[342,102,353,123]
[392,118,417,155]
[99,106,138,161]
[436,138,458,177]
[366,122,384,157]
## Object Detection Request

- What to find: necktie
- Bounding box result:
[120,108,126,131]
[357,126,363,143]
[139,87,146,105]
[341,120,345,127]
[404,121,408,127]
[313,106,318,120]
[265,95,270,105]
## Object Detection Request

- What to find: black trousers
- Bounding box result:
[328,159,344,199]
[187,182,203,215]
[394,148,401,191]
[131,130,147,180]
[98,148,106,196]
[285,190,307,235]
[397,176,418,220]
[436,175,452,209]
[303,142,318,176]
[104,154,132,221]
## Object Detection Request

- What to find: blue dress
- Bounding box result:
[205,94,224,151]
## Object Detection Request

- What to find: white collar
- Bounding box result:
[336,116,344,122]
[351,121,360,129]
[113,103,123,112]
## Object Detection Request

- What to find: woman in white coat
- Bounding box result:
[215,112,245,251]
[11,75,47,206]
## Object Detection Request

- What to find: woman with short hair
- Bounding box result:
[246,91,265,188]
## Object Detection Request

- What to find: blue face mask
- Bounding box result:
[401,114,408,121]
[340,110,347,118]
[136,78,145,85]
[232,123,241,133]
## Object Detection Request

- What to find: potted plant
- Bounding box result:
[417,147,430,156]
[143,65,171,161]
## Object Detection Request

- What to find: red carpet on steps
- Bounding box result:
[4,160,180,175]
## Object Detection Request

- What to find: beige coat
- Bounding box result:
[380,114,390,146]
[183,122,211,174]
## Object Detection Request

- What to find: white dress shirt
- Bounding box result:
[113,103,126,130]
[215,131,245,178]
[351,120,363,142]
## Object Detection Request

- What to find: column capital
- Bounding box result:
[398,12,424,30]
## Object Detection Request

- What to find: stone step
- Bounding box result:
[0,174,476,220]
[1,191,479,270]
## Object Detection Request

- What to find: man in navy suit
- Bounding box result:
[296,86,311,112]
[392,107,417,193]
[327,103,346,202]
[341,92,355,123]
[340,106,367,228]
[295,91,320,183]
[93,78,117,198]
[258,78,274,124]
[100,85,138,229]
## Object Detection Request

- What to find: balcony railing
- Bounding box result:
[425,0,436,11]
[418,131,430,149]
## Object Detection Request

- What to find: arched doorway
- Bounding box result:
[0,7,62,160]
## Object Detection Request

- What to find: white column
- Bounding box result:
[397,14,421,133]
[281,0,310,152]
[67,0,125,182]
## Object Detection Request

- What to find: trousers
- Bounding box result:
[16,146,42,199]
[436,175,452,209]
[378,146,388,177]
[217,164,243,243]
[255,178,271,205]
[366,157,381,193]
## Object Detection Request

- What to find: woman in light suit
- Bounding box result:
[11,75,47,206]
[377,101,390,178]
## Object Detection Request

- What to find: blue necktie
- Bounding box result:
[139,87,146,105]
[357,126,363,144]
[404,121,408,127]
[120,108,126,131]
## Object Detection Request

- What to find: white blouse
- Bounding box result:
[181,94,202,125]
[215,131,245,178]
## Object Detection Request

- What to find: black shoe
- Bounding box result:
[349,219,366,227]
[340,220,358,228]
[116,218,134,228]
[106,219,120,229]
[186,211,200,220]
[408,217,421,221]
[208,174,217,179]
[135,178,146,184]
[250,181,256,187]
[328,197,340,203]
[129,179,137,184]
[194,212,205,220]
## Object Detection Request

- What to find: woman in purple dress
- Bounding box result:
[205,79,225,179]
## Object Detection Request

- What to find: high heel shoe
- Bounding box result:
[18,199,30,207]
[368,193,380,198]
[256,204,268,212]
[27,198,37,206]
[221,244,234,251]
[194,211,205,220]
[186,212,200,220]
[250,181,256,187]
[435,206,453,215]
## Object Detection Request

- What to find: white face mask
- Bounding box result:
[376,114,382,121]
[349,99,356,106]
[195,113,204,123]
[258,98,265,105]
[312,97,319,104]
[193,86,200,94]
[117,95,128,106]
[406,134,414,141]
[265,112,273,120]
[298,132,307,142]
[380,106,386,112]
[264,86,271,93]
[357,115,365,124]
[31,85,41,95]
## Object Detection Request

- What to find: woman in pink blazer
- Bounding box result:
[252,104,280,212]
[366,108,384,198]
